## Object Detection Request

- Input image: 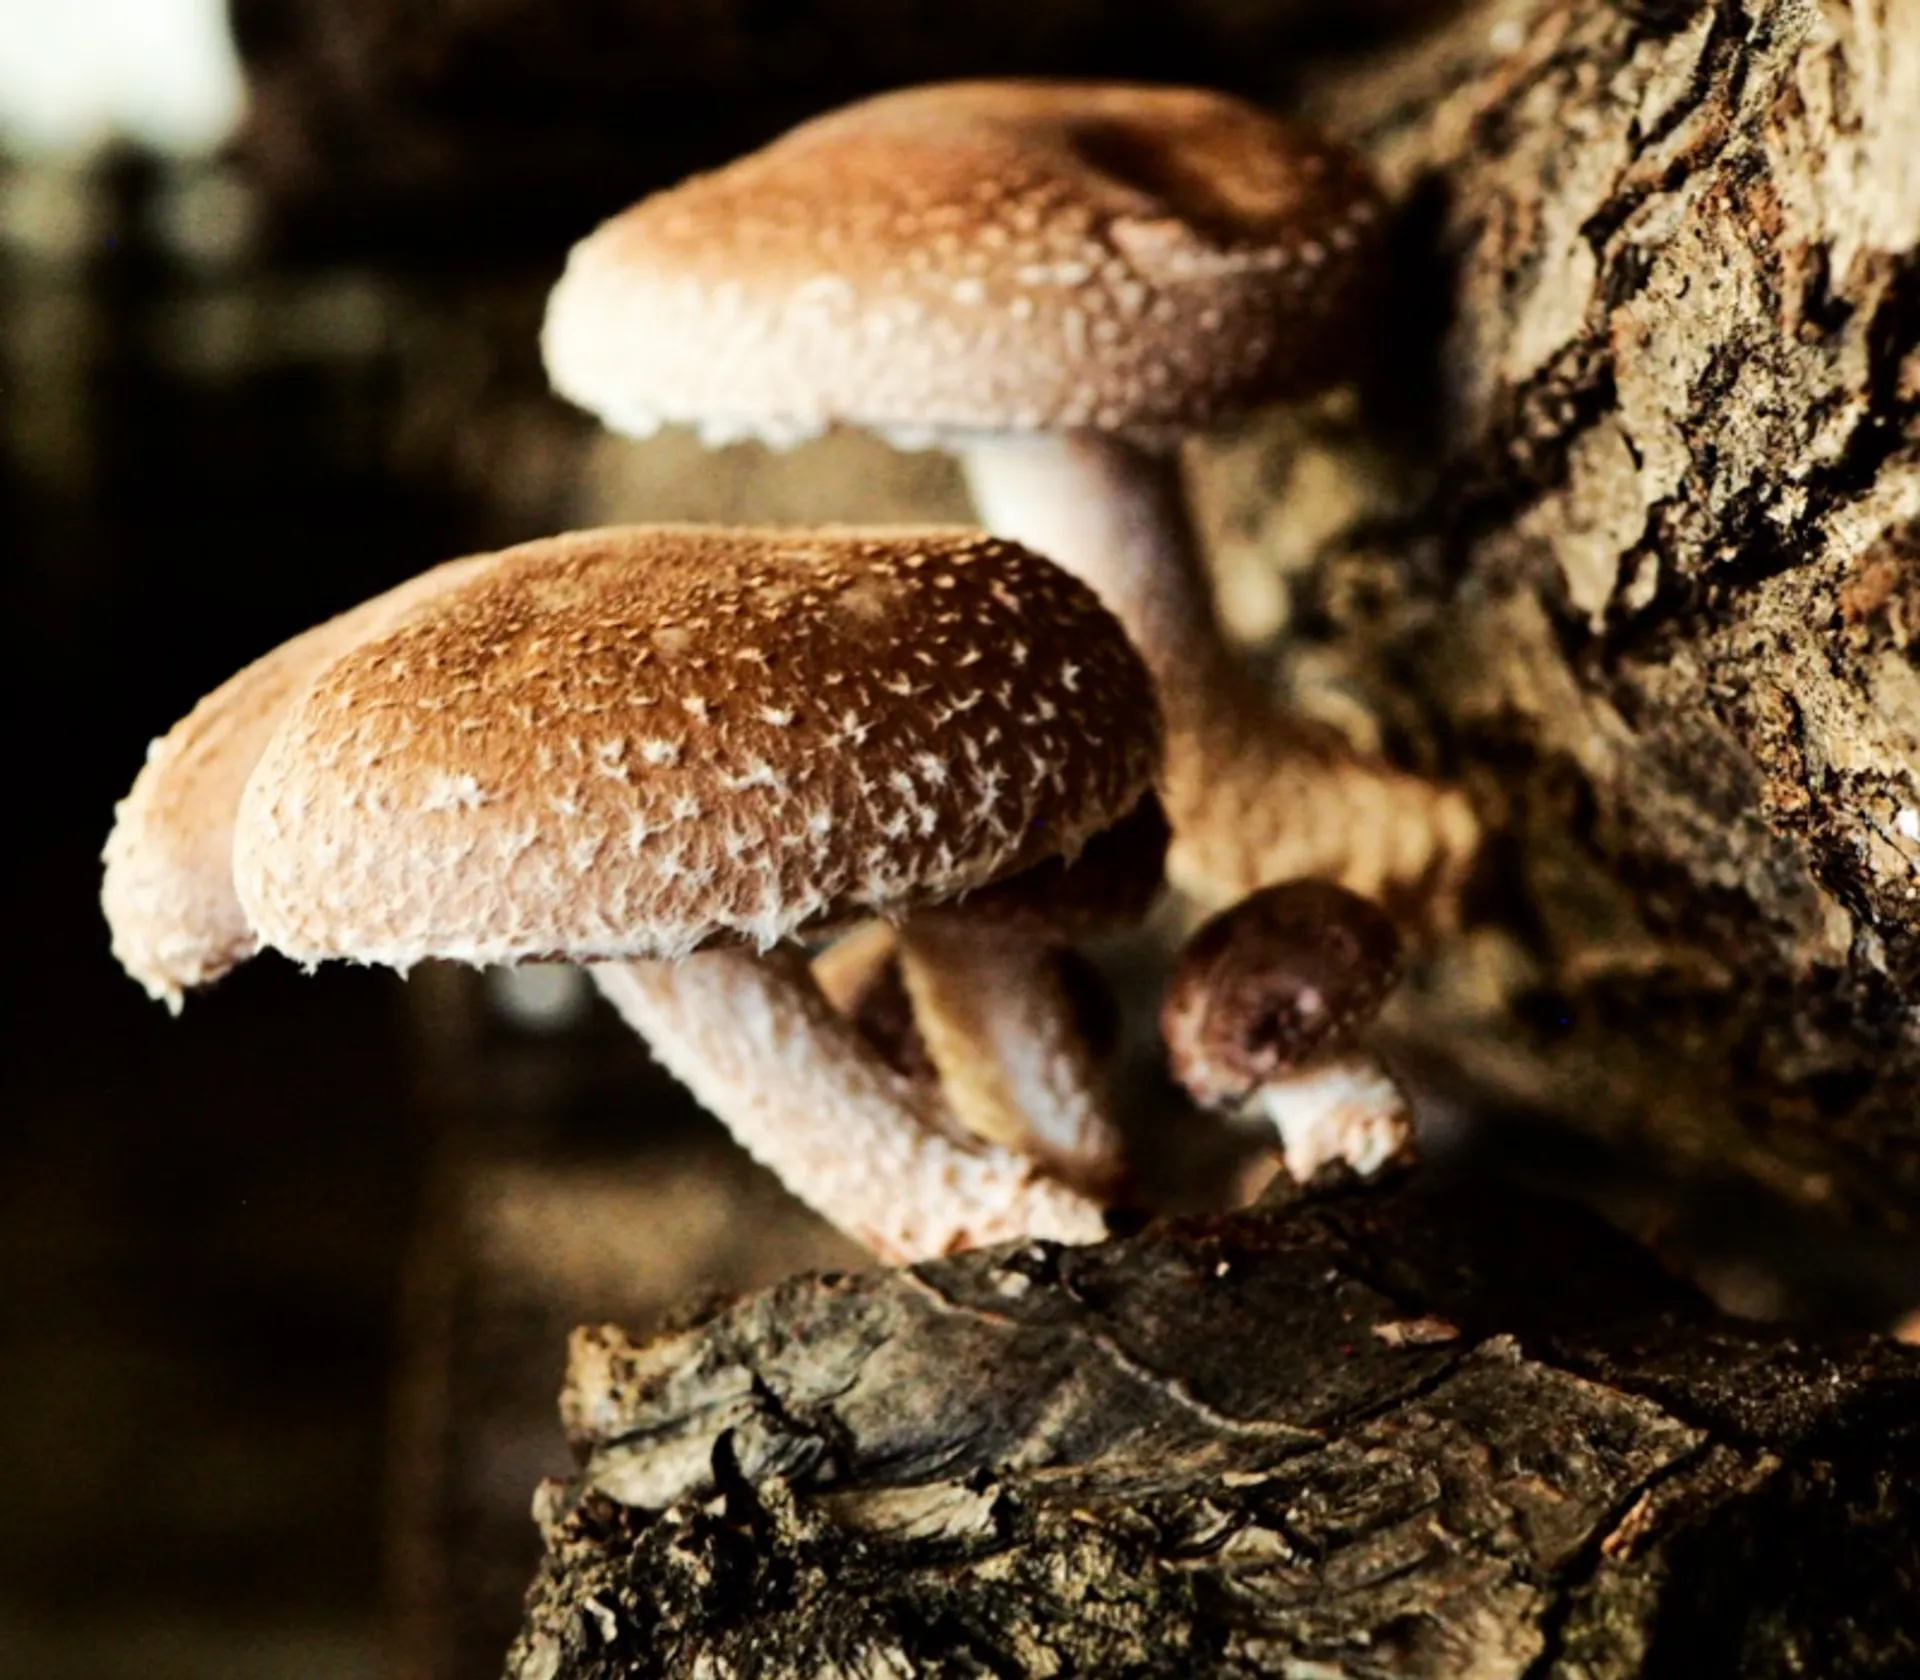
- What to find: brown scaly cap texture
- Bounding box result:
[1161,878,1403,1111]
[234,526,1160,970]
[100,554,496,1008]
[543,80,1383,444]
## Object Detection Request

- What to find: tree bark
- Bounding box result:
[1217,0,1920,1221]
[506,1178,1920,1678]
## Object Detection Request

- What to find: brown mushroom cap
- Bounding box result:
[233,526,1160,970]
[542,80,1383,446]
[1160,878,1402,1112]
[101,553,496,1007]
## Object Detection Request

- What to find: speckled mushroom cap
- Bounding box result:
[1161,878,1402,1111]
[542,80,1383,445]
[233,526,1160,970]
[101,552,496,1008]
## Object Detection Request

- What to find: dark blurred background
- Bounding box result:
[5,3,1918,1678]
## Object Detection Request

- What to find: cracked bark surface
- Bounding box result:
[506,1179,1920,1678]
[1234,0,1920,1219]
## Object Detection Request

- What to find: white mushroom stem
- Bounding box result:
[894,920,1126,1193]
[1241,1052,1417,1194]
[957,431,1479,917]
[590,946,1109,1263]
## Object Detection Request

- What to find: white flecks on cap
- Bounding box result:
[100,550,496,1008]
[542,80,1385,447]
[232,525,1160,973]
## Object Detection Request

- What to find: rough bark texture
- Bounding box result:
[1221,0,1920,1220]
[507,1178,1920,1678]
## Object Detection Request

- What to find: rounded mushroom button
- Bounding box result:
[1162,878,1417,1189]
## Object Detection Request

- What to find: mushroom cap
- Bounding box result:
[1160,878,1403,1112]
[542,79,1383,447]
[101,553,496,1008]
[233,526,1160,970]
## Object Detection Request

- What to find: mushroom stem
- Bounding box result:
[590,947,1109,1263]
[957,431,1479,918]
[811,922,940,1090]
[894,920,1126,1195]
[810,922,902,1020]
[1248,1052,1416,1188]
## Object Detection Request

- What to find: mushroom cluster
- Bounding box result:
[105,79,1461,1273]
[104,526,1172,1261]
[543,79,1481,921]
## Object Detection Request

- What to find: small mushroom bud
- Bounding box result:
[1160,878,1415,1188]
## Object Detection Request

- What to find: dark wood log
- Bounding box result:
[505,1178,1920,1678]
[1192,0,1920,1222]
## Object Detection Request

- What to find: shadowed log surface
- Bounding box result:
[507,1180,1920,1678]
[1237,0,1920,1219]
